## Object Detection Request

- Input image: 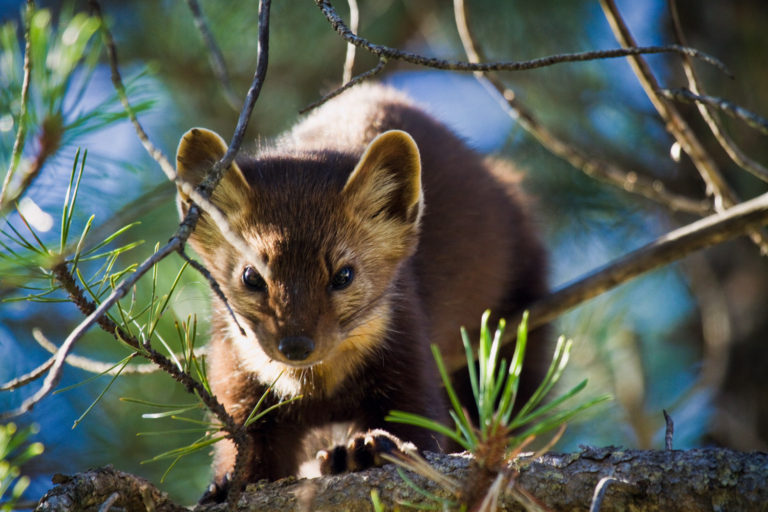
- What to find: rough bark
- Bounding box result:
[35,448,768,512]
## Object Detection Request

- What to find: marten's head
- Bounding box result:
[175,128,422,397]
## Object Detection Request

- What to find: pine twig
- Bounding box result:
[0,0,40,216]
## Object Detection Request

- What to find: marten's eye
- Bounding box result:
[330,266,354,291]
[242,266,267,292]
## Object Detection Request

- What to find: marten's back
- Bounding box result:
[281,85,547,369]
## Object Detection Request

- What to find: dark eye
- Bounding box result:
[330,266,354,291]
[242,266,267,292]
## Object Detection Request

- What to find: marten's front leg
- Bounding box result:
[200,422,306,503]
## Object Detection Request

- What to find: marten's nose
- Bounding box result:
[278,336,315,361]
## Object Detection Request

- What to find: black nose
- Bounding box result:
[278,336,315,361]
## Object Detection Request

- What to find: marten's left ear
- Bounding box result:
[175,127,250,219]
[342,130,423,225]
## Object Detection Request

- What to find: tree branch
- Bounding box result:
[660,88,768,139]
[667,0,768,183]
[35,448,768,511]
[451,0,711,216]
[522,190,768,333]
[299,57,387,114]
[600,0,768,254]
[314,0,730,75]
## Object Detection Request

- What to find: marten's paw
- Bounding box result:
[316,429,417,475]
[198,472,231,504]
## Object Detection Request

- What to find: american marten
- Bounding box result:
[175,84,548,499]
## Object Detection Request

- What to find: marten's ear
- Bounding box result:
[342,130,422,225]
[175,128,249,219]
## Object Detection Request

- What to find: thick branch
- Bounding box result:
[521,190,768,333]
[35,448,768,511]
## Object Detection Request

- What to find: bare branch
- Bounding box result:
[89,1,177,183]
[601,0,768,255]
[300,57,387,114]
[668,0,768,183]
[589,476,618,512]
[599,0,734,211]
[663,410,674,450]
[315,0,730,75]
[185,0,241,112]
[37,449,768,511]
[32,328,168,375]
[521,190,768,333]
[0,354,54,391]
[660,88,768,140]
[451,0,710,216]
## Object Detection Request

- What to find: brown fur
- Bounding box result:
[175,84,548,490]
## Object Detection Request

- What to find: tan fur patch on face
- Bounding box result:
[228,301,391,400]
[314,301,391,395]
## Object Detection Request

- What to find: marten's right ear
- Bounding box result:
[175,128,249,219]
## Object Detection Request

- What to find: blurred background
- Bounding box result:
[1,0,767,505]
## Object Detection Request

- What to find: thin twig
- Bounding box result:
[589,476,618,512]
[451,0,710,216]
[601,0,768,255]
[599,0,733,211]
[0,0,36,216]
[185,0,241,112]
[300,57,387,114]
[92,0,270,274]
[661,88,768,140]
[178,249,245,335]
[663,410,674,450]
[97,492,120,512]
[32,328,169,375]
[91,0,261,269]
[315,0,730,75]
[342,0,359,84]
[0,354,54,391]
[668,0,768,182]
[197,0,271,200]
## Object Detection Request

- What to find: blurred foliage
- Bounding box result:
[0,423,43,511]
[0,0,767,505]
